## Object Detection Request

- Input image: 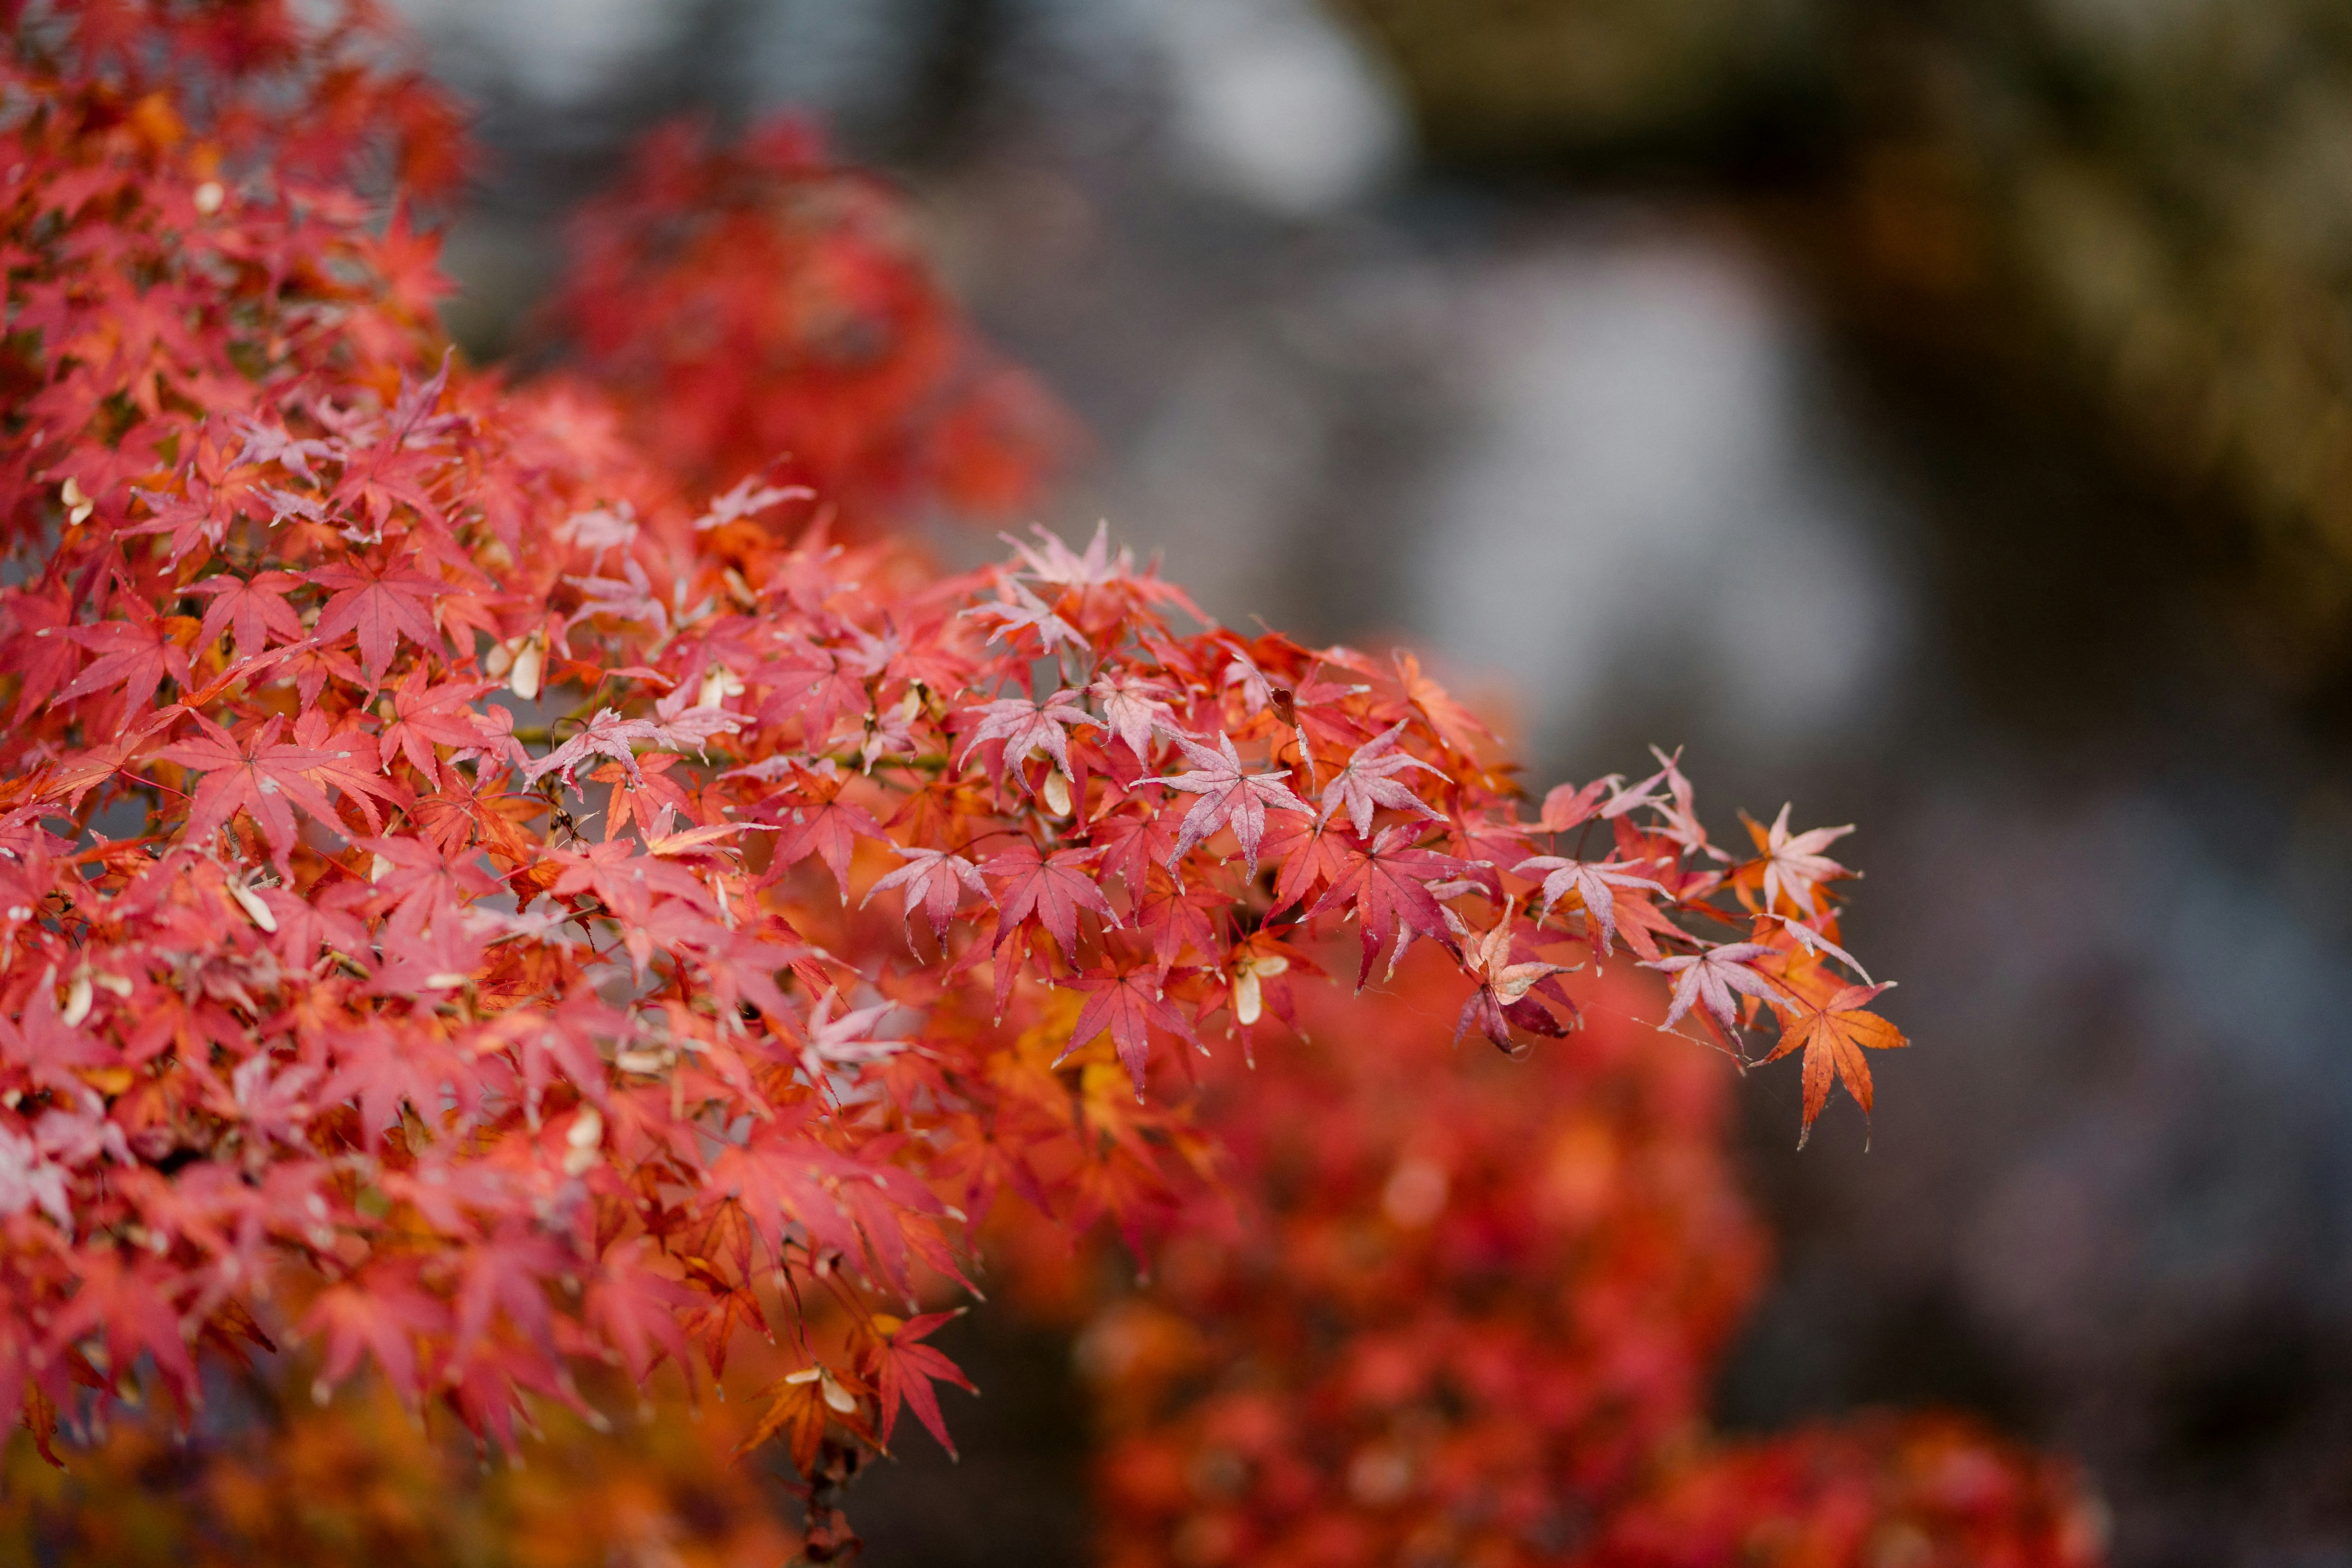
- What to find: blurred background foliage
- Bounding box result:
[0,1366,801,1567]
[1347,0,2352,688]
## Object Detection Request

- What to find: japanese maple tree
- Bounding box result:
[0,1,1996,1559]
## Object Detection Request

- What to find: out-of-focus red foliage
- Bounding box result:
[0,1363,801,1566]
[544,118,1069,528]
[1064,955,2107,1568]
[1585,1414,2106,1568]
[1081,959,1766,1567]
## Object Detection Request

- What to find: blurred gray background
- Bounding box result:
[390,2,2352,1563]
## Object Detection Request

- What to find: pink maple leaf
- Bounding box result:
[1751,802,1855,916]
[1319,720,1445,837]
[1643,941,1783,1041]
[955,689,1097,784]
[525,707,662,791]
[1512,854,1670,955]
[863,845,987,947]
[1142,730,1309,877]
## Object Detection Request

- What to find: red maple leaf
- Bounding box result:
[1262,809,1354,916]
[303,1272,452,1406]
[1392,648,1493,756]
[290,710,411,833]
[1087,670,1177,759]
[34,706,179,813]
[187,569,303,664]
[739,1363,873,1477]
[377,668,496,780]
[317,1015,476,1145]
[1085,801,1176,894]
[53,604,195,722]
[1310,826,1465,987]
[1132,864,1221,978]
[3,590,79,722]
[157,713,344,873]
[1744,802,1857,917]
[1445,899,1577,1051]
[359,897,489,1000]
[1063,955,1203,1096]
[356,833,503,929]
[310,557,447,679]
[761,768,887,899]
[591,751,699,841]
[370,201,456,318]
[981,841,1116,959]
[584,1243,698,1386]
[48,1254,201,1411]
[859,1311,976,1456]
[1528,777,1612,833]
[753,641,872,744]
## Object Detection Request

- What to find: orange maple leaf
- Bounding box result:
[1760,981,1908,1147]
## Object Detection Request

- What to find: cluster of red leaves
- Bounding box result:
[0,0,1915,1516]
[1066,960,2102,1568]
[0,960,2101,1568]
[544,116,1068,530]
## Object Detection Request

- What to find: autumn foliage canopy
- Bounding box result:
[0,4,2099,1563]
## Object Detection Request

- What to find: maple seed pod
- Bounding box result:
[1041,768,1072,816]
[696,664,744,710]
[61,969,93,1027]
[563,1106,603,1176]
[229,878,276,932]
[58,476,93,525]
[508,632,546,701]
[785,1364,860,1415]
[1231,953,1290,1026]
[192,180,224,214]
